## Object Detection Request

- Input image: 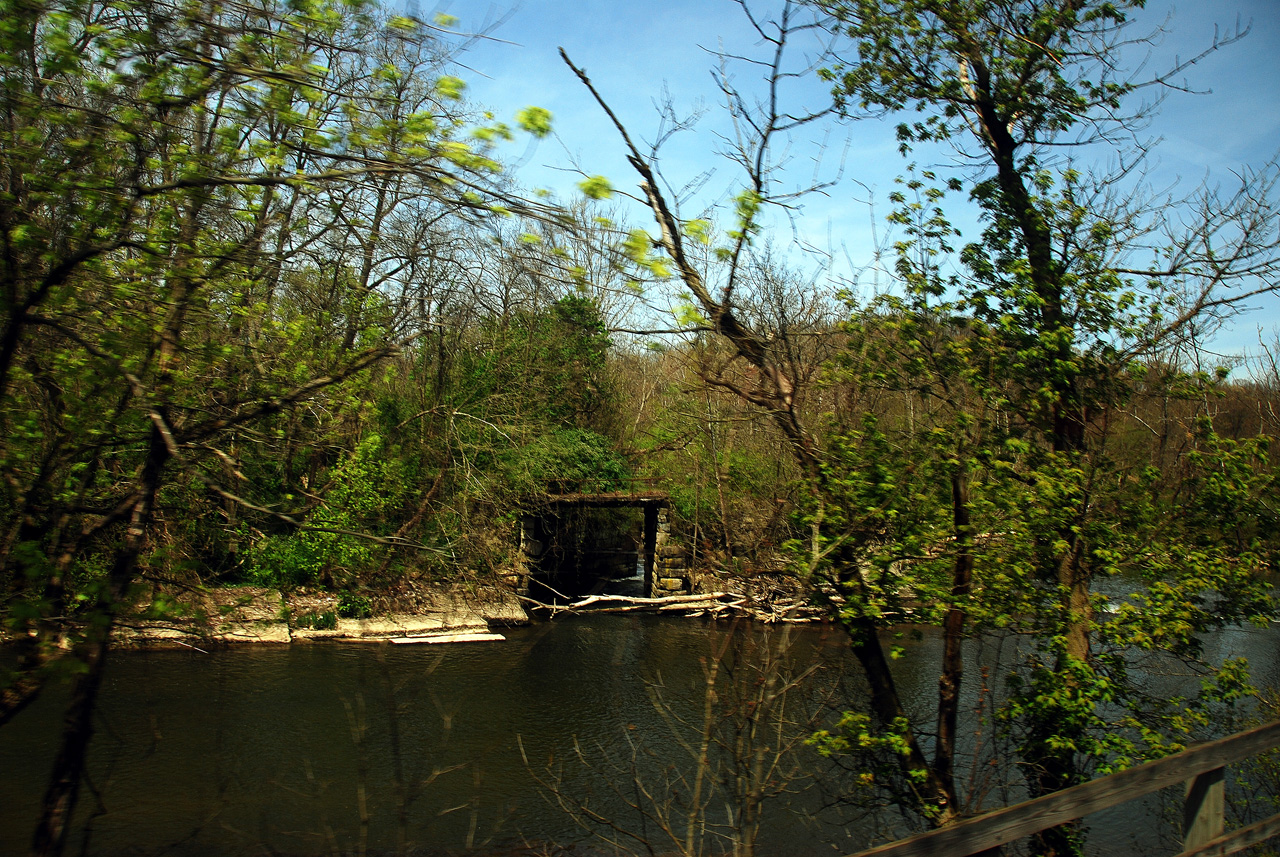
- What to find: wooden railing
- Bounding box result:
[848,720,1280,857]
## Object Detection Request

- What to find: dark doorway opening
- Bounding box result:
[526,506,643,602]
[523,493,668,603]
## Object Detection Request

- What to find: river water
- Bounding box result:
[2,614,1277,857]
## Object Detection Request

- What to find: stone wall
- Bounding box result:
[505,514,541,595]
[651,507,691,594]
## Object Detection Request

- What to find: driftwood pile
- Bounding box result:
[518,591,821,623]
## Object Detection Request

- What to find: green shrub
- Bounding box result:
[244,434,407,588]
[496,428,630,497]
[337,593,373,619]
[296,610,337,630]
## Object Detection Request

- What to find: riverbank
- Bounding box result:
[98,562,826,648]
[112,584,530,648]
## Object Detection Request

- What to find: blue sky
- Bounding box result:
[447,0,1280,360]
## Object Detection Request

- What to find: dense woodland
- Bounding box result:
[2,0,1280,855]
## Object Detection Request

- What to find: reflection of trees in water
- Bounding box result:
[529,621,865,857]
[6,618,1253,856]
[3,620,877,856]
[9,648,522,856]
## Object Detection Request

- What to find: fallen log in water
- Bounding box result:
[519,591,755,618]
[390,632,506,644]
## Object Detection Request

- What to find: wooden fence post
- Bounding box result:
[1183,766,1225,853]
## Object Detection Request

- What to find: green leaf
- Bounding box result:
[578,175,613,200]
[516,106,553,138]
[435,76,466,100]
[683,218,712,245]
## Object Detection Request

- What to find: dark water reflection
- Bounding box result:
[2,615,1276,857]
[0,618,865,857]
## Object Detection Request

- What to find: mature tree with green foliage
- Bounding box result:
[569,0,1279,852]
[812,1,1280,849]
[0,0,561,850]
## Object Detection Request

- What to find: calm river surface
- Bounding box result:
[2,614,1276,857]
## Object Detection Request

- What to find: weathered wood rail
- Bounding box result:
[848,720,1280,857]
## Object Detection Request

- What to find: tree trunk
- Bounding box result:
[30,422,166,856]
[935,466,973,797]
[844,615,958,822]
